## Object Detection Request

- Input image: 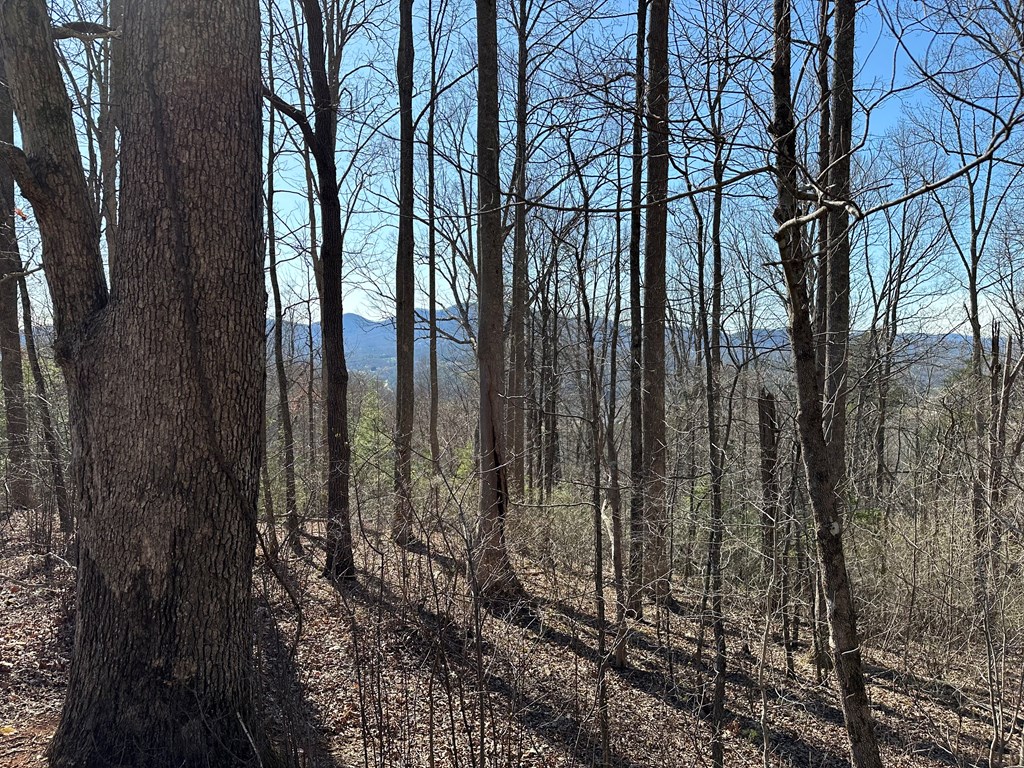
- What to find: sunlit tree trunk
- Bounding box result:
[1,0,275,762]
[769,0,882,764]
[642,0,670,601]
[393,0,416,545]
[472,0,524,605]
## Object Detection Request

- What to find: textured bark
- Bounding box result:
[642,0,670,601]
[0,59,35,516]
[472,0,524,605]
[626,0,647,618]
[1,0,274,764]
[824,0,855,464]
[392,0,416,545]
[770,0,882,765]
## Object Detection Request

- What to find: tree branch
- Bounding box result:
[0,141,47,203]
[261,86,316,149]
[52,21,120,41]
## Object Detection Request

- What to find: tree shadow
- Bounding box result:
[258,597,341,768]
[318,545,982,767]
[401,538,463,574]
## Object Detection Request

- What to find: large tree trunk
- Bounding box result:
[0,58,36,517]
[392,0,416,545]
[472,0,524,605]
[642,0,670,601]
[1,0,274,764]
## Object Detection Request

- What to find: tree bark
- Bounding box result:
[472,0,524,605]
[642,0,670,601]
[769,0,882,764]
[1,0,276,763]
[0,58,35,517]
[626,0,647,618]
[393,0,416,545]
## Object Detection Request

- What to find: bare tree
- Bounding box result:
[472,0,525,605]
[266,22,303,554]
[393,0,416,545]
[0,58,35,517]
[626,0,647,619]
[769,0,882,764]
[266,0,363,580]
[641,0,670,603]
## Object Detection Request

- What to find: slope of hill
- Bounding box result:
[0,517,1004,768]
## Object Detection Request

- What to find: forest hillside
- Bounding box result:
[1,0,1024,766]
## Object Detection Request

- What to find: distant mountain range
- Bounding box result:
[269,310,474,381]
[269,309,977,387]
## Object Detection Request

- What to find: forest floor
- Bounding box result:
[0,516,1013,768]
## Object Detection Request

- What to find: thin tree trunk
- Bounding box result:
[0,58,35,516]
[393,0,416,545]
[642,0,671,601]
[19,275,70,536]
[703,127,726,768]
[769,0,882,763]
[758,389,781,576]
[507,0,529,501]
[266,60,302,555]
[609,162,628,669]
[97,0,122,260]
[627,0,647,618]
[824,0,855,469]
[283,0,356,581]
[427,0,441,477]
[262,418,282,563]
[472,0,524,605]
